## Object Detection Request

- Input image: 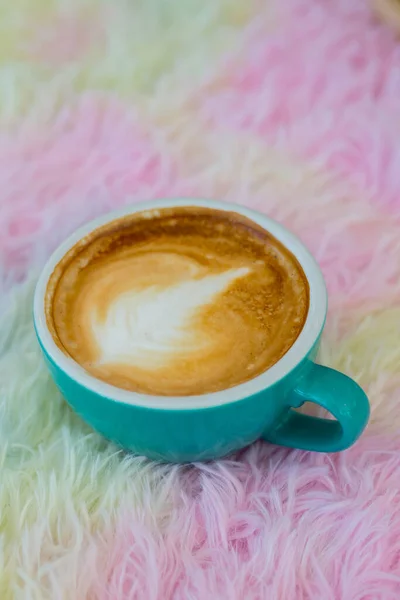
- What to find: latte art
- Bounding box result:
[92,263,250,369]
[46,207,309,396]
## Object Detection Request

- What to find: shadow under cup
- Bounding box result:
[33,198,370,462]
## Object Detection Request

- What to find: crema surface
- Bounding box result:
[46,207,309,396]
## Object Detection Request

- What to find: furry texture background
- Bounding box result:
[1,0,400,598]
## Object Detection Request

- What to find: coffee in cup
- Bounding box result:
[45,206,309,397]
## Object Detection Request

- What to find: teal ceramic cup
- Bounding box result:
[33,199,370,462]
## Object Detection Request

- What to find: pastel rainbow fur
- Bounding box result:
[2,0,400,597]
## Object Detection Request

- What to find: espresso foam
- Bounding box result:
[46,207,309,396]
[92,265,250,369]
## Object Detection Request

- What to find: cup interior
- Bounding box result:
[34,198,327,410]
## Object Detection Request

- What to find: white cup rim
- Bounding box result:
[33,198,327,410]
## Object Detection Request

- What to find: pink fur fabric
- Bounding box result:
[100,437,400,599]
[1,0,400,598]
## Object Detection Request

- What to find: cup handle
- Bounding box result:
[263,364,370,452]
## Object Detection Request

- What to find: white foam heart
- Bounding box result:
[91,267,249,369]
